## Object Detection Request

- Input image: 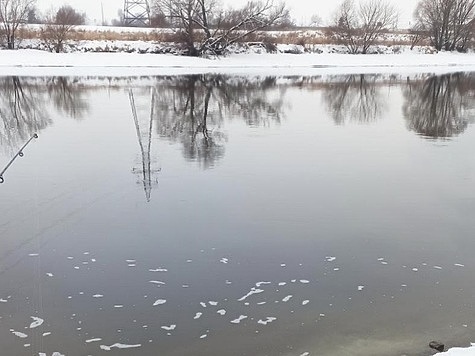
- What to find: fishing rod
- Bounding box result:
[0,133,38,184]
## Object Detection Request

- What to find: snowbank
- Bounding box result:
[2,49,475,77]
[442,344,475,355]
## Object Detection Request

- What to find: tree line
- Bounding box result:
[1,0,475,55]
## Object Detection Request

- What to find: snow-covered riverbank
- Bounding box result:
[2,48,475,76]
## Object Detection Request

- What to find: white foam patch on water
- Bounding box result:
[149,268,168,272]
[238,288,264,302]
[42,332,51,337]
[230,315,248,324]
[326,257,336,262]
[282,295,293,302]
[161,325,176,331]
[128,264,136,267]
[30,316,44,328]
[114,305,124,308]
[0,299,7,303]
[24,344,30,347]
[86,338,102,343]
[28,253,39,257]
[358,286,365,291]
[194,312,202,319]
[46,273,53,277]
[434,266,443,270]
[300,352,310,356]
[220,258,229,264]
[258,317,277,325]
[153,299,166,306]
[257,302,267,305]
[126,260,136,263]
[256,281,271,287]
[209,301,218,306]
[225,280,232,285]
[67,257,74,260]
[455,264,465,267]
[149,281,166,285]
[381,261,388,265]
[280,264,286,267]
[278,282,286,286]
[300,280,310,284]
[217,309,226,315]
[302,300,310,305]
[10,330,28,338]
[100,343,142,351]
[412,268,418,272]
[93,294,104,298]
[200,334,208,339]
[200,302,207,308]
[52,353,65,356]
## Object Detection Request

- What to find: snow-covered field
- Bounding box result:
[2,48,475,77]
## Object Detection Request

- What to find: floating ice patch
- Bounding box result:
[0,299,7,303]
[43,332,51,337]
[231,315,248,324]
[255,282,271,287]
[217,309,226,316]
[126,260,136,263]
[200,302,207,308]
[149,268,168,272]
[153,299,166,306]
[434,266,443,270]
[412,268,418,272]
[194,312,202,320]
[326,257,336,262]
[302,300,310,305]
[358,286,365,291]
[200,334,207,339]
[220,258,229,264]
[52,353,65,356]
[93,294,104,298]
[46,273,54,277]
[381,262,388,265]
[128,264,136,267]
[225,280,232,285]
[67,257,74,260]
[333,268,340,271]
[291,279,297,283]
[258,317,277,325]
[455,264,465,267]
[282,295,293,302]
[186,260,192,263]
[300,352,310,356]
[74,266,80,270]
[209,301,218,306]
[114,305,124,308]
[300,280,310,284]
[30,316,44,328]
[257,302,267,305]
[278,282,286,286]
[161,325,176,331]
[149,281,166,285]
[10,330,28,338]
[86,338,102,343]
[238,288,264,302]
[280,264,286,267]
[28,253,39,257]
[100,343,141,351]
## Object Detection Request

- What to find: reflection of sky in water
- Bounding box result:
[0,74,475,356]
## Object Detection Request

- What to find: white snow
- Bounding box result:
[29,316,44,328]
[2,49,475,77]
[442,344,475,355]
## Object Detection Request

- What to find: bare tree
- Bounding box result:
[40,5,85,53]
[0,0,36,49]
[414,0,475,51]
[152,0,290,56]
[329,0,398,54]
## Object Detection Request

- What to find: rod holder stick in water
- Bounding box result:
[0,133,38,183]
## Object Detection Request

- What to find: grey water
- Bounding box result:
[1,73,475,356]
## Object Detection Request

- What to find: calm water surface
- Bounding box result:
[1,73,475,356]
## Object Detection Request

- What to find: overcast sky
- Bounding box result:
[35,0,416,27]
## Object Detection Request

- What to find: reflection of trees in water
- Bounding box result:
[46,77,89,119]
[322,74,386,124]
[152,75,286,169]
[0,76,91,154]
[403,73,475,139]
[0,77,51,153]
